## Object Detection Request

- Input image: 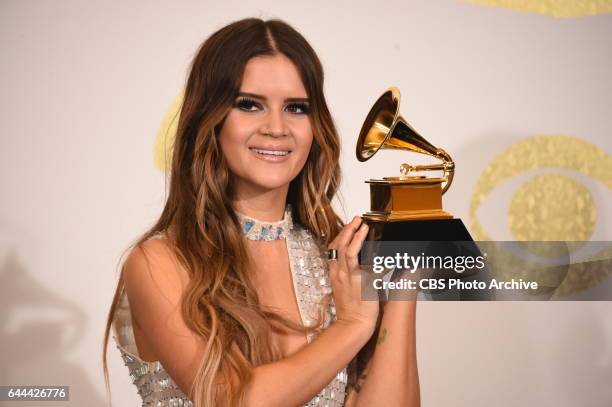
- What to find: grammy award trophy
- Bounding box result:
[356,87,474,242]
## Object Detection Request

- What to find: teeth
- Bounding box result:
[250,148,290,156]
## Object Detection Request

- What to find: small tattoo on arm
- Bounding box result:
[376,327,387,344]
[352,373,367,393]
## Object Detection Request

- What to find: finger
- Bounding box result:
[327,245,348,282]
[328,217,362,284]
[346,222,369,271]
[328,255,353,292]
[328,216,362,251]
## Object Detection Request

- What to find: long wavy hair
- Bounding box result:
[102,18,344,407]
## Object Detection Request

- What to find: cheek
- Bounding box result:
[218,115,252,170]
[293,123,314,166]
[219,116,243,151]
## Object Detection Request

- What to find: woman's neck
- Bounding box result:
[232,182,289,222]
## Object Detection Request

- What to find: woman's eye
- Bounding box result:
[286,103,310,114]
[235,98,261,112]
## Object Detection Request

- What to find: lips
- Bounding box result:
[248,146,293,163]
[248,146,292,157]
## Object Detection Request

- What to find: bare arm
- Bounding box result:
[346,300,420,407]
[123,234,375,407]
[246,319,373,407]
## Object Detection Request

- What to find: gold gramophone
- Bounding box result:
[357,87,472,241]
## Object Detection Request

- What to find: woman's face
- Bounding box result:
[219,54,313,194]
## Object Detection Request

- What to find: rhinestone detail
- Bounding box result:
[235,205,293,241]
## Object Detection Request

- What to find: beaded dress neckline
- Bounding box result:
[235,205,293,241]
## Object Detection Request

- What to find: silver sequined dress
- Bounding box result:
[111,218,348,407]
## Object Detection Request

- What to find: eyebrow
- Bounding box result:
[237,92,310,103]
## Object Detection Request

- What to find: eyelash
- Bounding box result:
[235,97,260,112]
[234,97,310,114]
[287,102,310,114]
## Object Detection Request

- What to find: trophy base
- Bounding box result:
[364,217,474,241]
[359,218,493,300]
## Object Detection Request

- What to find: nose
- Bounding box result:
[261,108,288,137]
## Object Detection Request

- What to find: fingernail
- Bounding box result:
[360,223,368,232]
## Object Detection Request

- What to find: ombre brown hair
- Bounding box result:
[102,17,345,407]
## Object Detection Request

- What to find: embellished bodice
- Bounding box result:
[111,215,348,406]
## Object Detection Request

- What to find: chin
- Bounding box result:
[251,176,294,191]
[233,171,296,192]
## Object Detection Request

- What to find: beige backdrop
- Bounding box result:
[1,1,611,406]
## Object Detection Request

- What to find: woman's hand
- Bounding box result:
[327,216,380,334]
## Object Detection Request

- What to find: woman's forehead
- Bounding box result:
[240,54,307,98]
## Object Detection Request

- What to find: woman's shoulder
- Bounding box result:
[123,231,190,295]
[129,232,177,264]
[138,231,176,253]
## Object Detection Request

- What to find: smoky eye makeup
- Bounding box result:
[285,102,311,114]
[234,96,262,112]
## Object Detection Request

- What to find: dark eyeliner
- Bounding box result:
[286,102,310,114]
[235,97,261,111]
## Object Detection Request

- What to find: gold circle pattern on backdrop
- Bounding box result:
[508,173,596,242]
[463,0,612,18]
[154,90,184,172]
[469,135,612,297]
[470,135,610,241]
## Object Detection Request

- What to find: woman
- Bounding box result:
[102,17,419,407]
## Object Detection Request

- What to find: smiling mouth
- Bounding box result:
[249,147,291,156]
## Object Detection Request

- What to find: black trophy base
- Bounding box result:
[360,217,494,301]
[364,217,474,242]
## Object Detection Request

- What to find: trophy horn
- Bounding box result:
[356,87,455,194]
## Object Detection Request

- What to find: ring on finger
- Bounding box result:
[327,248,338,262]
